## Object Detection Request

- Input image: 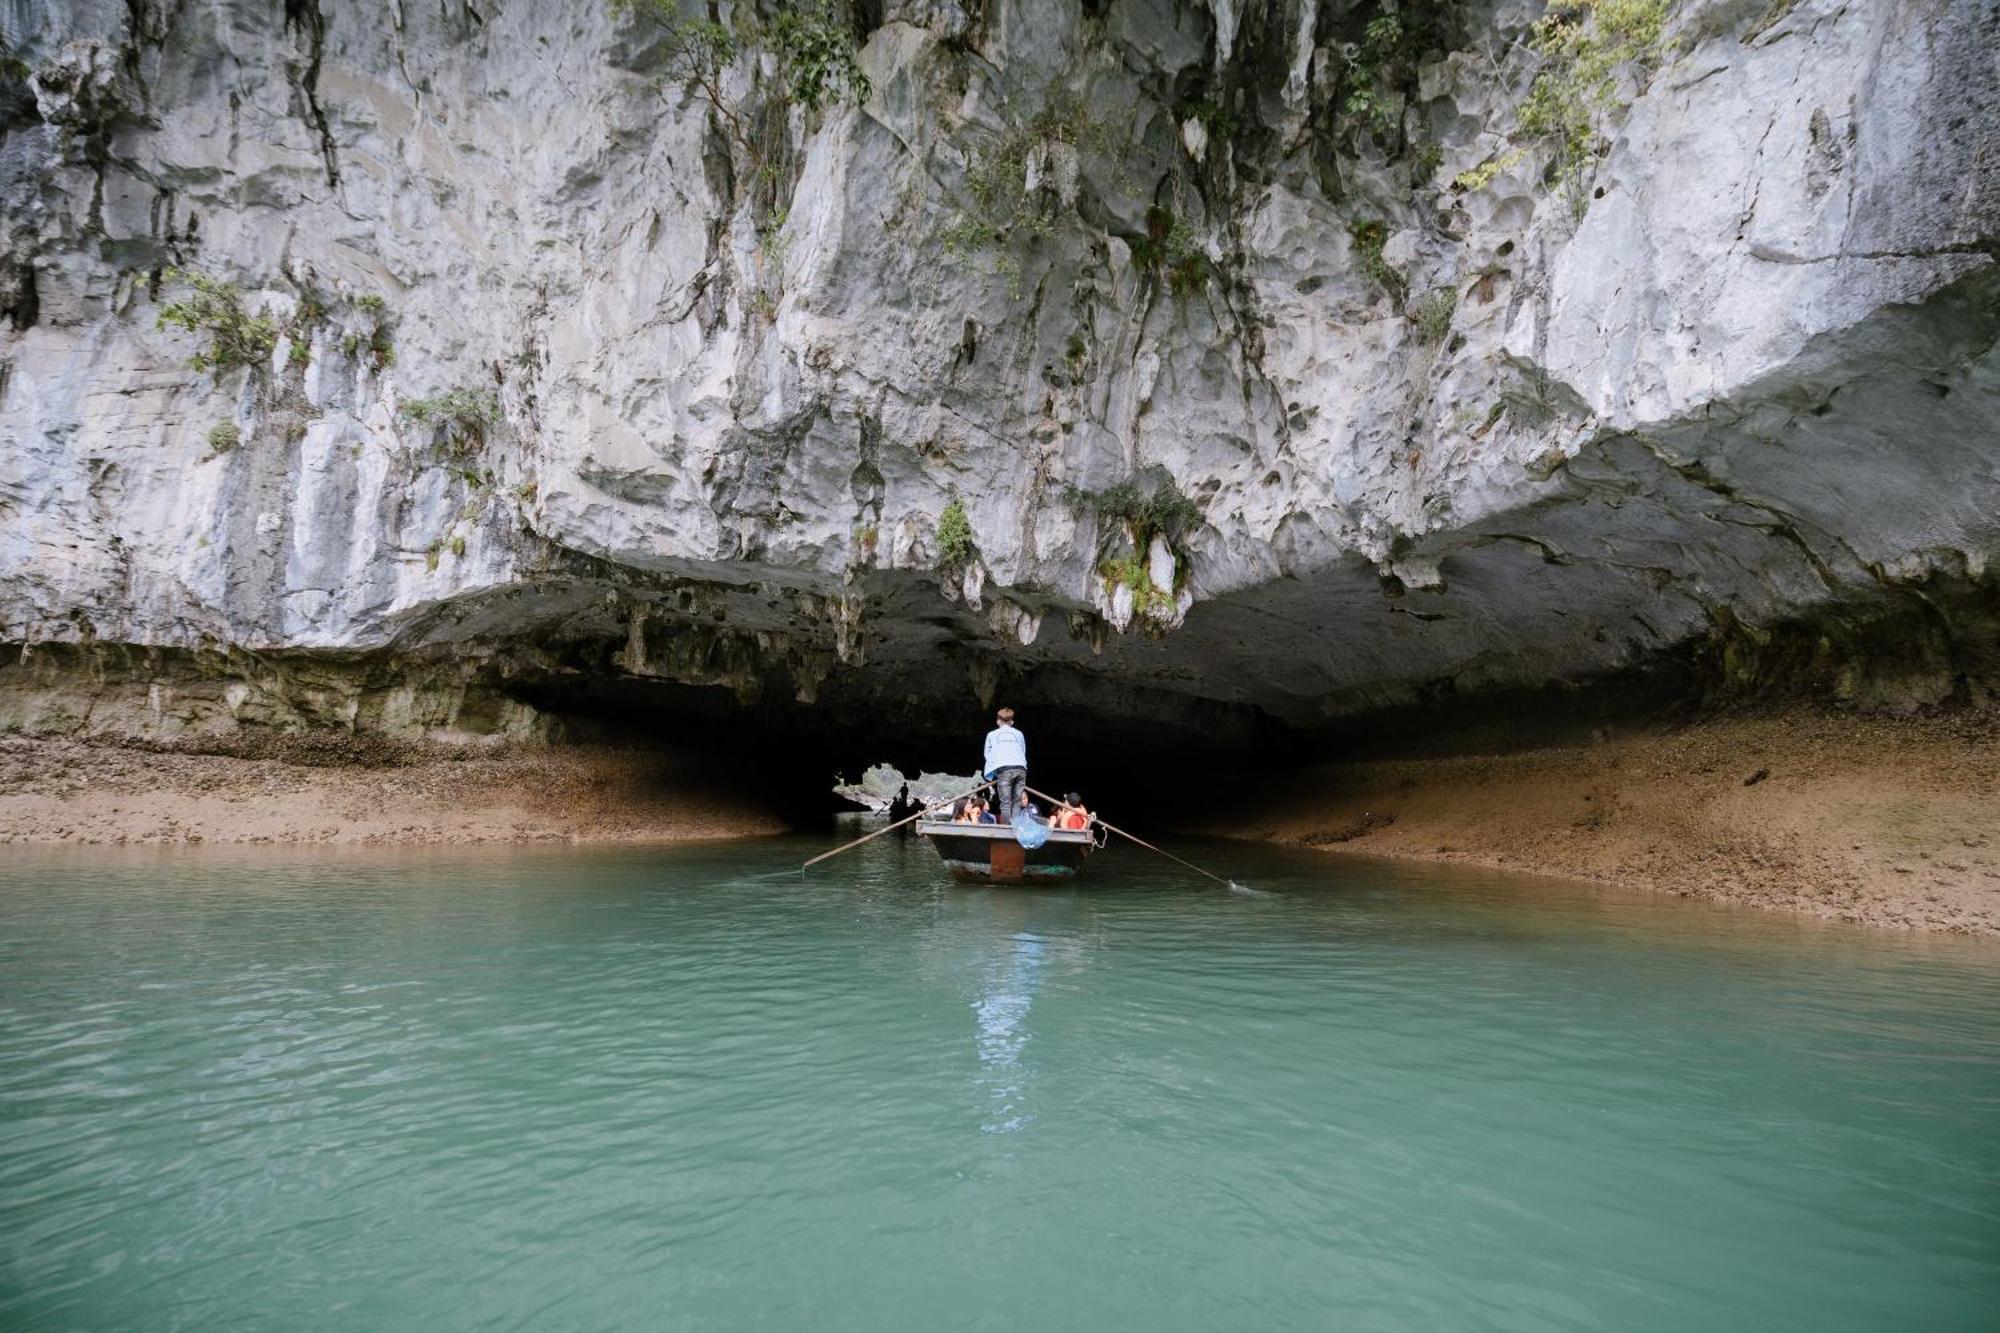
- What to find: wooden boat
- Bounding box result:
[915,818,1100,884]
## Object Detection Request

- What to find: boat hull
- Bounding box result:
[916,820,1096,885]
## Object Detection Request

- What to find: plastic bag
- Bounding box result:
[1011,810,1052,849]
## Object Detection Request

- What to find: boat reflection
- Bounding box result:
[972,929,1045,1134]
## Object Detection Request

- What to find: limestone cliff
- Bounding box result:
[1,0,1995,746]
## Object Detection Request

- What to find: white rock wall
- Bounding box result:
[0,0,1995,727]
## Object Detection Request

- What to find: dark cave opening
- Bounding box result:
[504,669,1295,833]
[498,657,1716,836]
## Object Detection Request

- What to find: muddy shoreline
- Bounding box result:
[0,736,782,846]
[1210,710,2000,935]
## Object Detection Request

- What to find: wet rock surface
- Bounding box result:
[1,0,1996,748]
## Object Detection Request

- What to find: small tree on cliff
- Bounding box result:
[1456,0,1675,217]
[936,498,975,569]
[156,270,278,372]
[611,0,870,178]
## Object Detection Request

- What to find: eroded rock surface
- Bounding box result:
[2,0,1995,745]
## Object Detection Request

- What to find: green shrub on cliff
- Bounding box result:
[1063,478,1201,544]
[1069,474,1200,612]
[403,388,498,427]
[612,0,868,173]
[157,269,278,372]
[939,89,1113,294]
[1454,147,1525,192]
[1097,555,1177,616]
[1341,12,1433,140]
[1131,207,1207,297]
[1468,0,1675,214]
[1348,220,1407,302]
[769,0,870,113]
[936,499,974,567]
[402,388,499,457]
[1176,97,1238,142]
[1412,288,1457,343]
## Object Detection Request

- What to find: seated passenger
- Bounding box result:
[1057,793,1091,831]
[975,799,999,825]
[951,797,971,823]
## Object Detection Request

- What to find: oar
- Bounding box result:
[800,780,991,873]
[1024,785,1248,891]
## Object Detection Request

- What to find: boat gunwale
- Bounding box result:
[914,819,1095,845]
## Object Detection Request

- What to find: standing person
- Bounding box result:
[983,707,1027,827]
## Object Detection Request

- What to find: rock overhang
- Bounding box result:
[0,0,1996,768]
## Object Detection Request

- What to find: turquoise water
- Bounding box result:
[2,831,1996,1330]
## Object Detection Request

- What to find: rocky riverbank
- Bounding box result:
[1212,710,2000,934]
[0,736,782,846]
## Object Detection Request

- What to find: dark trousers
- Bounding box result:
[991,767,1026,822]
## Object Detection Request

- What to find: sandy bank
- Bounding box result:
[0,736,783,845]
[1215,711,2000,934]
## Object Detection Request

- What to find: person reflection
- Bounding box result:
[972,928,1045,1135]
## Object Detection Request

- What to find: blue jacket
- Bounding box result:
[983,724,1026,777]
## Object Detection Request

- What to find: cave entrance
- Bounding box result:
[503,668,1278,834]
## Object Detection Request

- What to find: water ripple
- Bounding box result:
[1,840,1996,1330]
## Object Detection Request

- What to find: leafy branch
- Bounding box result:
[156,269,278,372]
[1465,0,1675,214]
[402,387,500,457]
[612,0,868,179]
[771,0,870,113]
[1339,10,1440,142]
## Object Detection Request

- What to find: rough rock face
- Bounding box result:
[1,0,1995,747]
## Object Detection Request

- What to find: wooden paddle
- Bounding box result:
[1025,784,1246,891]
[800,780,992,872]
